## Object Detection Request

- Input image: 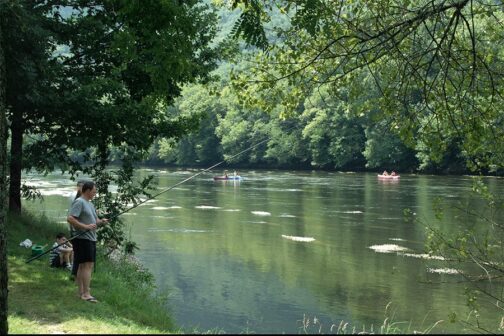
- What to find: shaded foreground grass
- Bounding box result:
[7,213,175,334]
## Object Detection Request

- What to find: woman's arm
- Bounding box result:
[67,215,97,231]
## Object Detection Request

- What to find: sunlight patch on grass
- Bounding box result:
[9,314,169,334]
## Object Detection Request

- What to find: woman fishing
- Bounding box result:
[67,181,109,303]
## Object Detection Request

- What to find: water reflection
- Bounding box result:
[23,170,504,333]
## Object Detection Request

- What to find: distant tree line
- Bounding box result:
[140,74,495,175]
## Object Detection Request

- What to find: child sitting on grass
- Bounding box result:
[49,233,73,270]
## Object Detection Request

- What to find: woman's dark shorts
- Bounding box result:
[73,239,96,263]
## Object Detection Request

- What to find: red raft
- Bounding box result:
[377,174,400,179]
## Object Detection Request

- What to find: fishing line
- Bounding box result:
[26,123,300,263]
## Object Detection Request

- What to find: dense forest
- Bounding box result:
[138,2,503,176]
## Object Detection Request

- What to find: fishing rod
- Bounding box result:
[25,126,293,263]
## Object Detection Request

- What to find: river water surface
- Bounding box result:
[24,169,504,333]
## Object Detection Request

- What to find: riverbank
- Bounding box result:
[6,212,176,334]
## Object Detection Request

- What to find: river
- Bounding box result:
[23,169,504,333]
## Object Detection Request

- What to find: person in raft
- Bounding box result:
[67,181,109,303]
[391,171,397,176]
[382,170,389,176]
[49,233,74,270]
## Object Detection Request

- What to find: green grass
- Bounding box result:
[6,212,176,334]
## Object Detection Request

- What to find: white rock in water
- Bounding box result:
[427,267,460,274]
[399,253,446,260]
[368,244,410,253]
[281,235,315,242]
[38,188,72,196]
[195,205,221,209]
[251,211,271,216]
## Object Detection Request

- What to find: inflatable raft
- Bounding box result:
[213,175,242,181]
[377,174,400,179]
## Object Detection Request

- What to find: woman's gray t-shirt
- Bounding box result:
[69,197,98,241]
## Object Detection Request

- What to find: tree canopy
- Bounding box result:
[1,0,221,213]
[226,0,504,173]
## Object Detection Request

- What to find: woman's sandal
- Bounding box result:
[81,296,98,303]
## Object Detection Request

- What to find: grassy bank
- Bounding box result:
[6,212,176,334]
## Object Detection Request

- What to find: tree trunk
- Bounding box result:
[0,21,10,335]
[8,108,22,214]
